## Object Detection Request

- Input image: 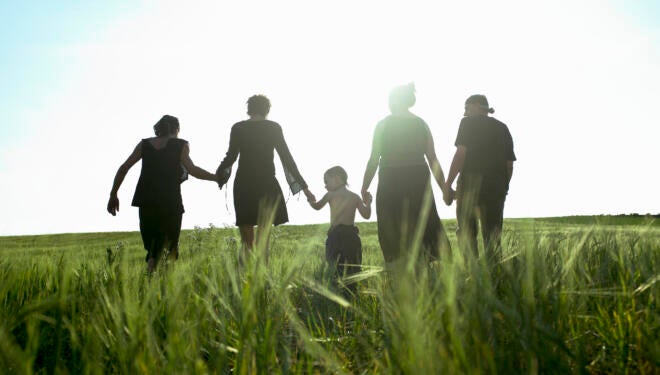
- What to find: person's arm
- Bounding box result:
[446,145,467,189]
[424,131,448,195]
[107,142,142,216]
[308,192,330,210]
[181,142,216,181]
[504,125,515,185]
[274,124,310,197]
[356,192,371,219]
[361,124,381,203]
[216,125,240,189]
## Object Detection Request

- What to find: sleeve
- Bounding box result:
[216,125,240,188]
[454,117,472,147]
[504,125,516,161]
[274,124,307,194]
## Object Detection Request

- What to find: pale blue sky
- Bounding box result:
[1,0,659,235]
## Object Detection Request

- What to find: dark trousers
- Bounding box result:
[326,225,362,286]
[139,207,182,263]
[456,193,505,266]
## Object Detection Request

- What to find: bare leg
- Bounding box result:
[239,225,255,264]
[147,257,157,274]
[255,225,273,263]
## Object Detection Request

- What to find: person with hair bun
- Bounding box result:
[107,115,217,273]
[444,94,516,267]
[361,84,451,265]
[216,95,314,260]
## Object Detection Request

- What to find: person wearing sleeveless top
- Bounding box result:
[361,84,451,264]
[107,115,217,273]
[216,95,315,259]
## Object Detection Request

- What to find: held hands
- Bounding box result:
[303,188,316,204]
[107,195,119,216]
[361,189,372,206]
[443,187,455,206]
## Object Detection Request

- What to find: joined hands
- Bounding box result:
[443,187,455,206]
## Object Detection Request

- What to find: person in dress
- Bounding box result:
[308,166,371,293]
[444,94,516,266]
[216,95,314,259]
[361,84,451,265]
[107,115,217,273]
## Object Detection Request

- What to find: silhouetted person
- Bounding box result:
[107,115,217,273]
[308,166,372,294]
[444,95,516,266]
[361,84,451,265]
[216,95,314,260]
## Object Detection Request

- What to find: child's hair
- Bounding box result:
[153,115,180,136]
[324,166,348,185]
[247,94,271,116]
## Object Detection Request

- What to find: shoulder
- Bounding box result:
[412,115,430,130]
[376,115,393,127]
[491,117,509,129]
[232,121,246,130]
[459,116,475,127]
[266,120,282,131]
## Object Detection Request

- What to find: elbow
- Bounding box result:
[117,164,130,175]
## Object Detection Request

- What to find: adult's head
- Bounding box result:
[247,94,271,117]
[324,166,348,191]
[464,94,495,117]
[388,83,416,113]
[153,115,180,137]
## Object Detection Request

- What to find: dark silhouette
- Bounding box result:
[361,84,451,265]
[308,166,372,293]
[107,115,217,273]
[445,95,516,265]
[216,95,314,259]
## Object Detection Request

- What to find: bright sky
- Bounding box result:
[1,0,658,236]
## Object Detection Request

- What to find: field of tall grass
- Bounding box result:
[0,216,658,374]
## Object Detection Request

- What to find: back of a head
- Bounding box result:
[389,83,416,111]
[465,94,495,114]
[325,166,348,185]
[247,95,271,117]
[153,115,180,137]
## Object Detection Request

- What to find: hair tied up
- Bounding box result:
[407,82,416,92]
[488,108,495,114]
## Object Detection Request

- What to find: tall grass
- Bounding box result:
[0,219,657,373]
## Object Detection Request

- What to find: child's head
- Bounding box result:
[324,166,348,191]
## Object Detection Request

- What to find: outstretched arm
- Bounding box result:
[181,143,216,181]
[308,192,329,210]
[107,142,142,215]
[425,135,448,195]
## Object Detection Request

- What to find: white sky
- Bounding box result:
[1,0,659,235]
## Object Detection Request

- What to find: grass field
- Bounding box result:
[0,216,658,374]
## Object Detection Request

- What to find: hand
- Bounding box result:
[443,188,455,206]
[107,195,119,216]
[361,189,372,205]
[303,188,316,203]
